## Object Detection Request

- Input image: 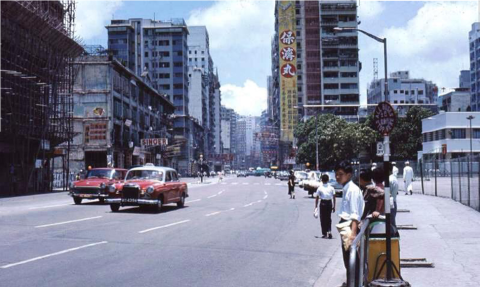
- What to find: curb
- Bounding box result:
[314,244,346,287]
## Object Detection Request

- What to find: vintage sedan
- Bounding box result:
[105,164,188,213]
[70,168,127,204]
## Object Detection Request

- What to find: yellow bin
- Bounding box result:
[367,222,401,282]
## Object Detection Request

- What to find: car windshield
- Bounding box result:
[126,170,164,181]
[86,169,112,179]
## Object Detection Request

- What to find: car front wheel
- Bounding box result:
[110,204,120,212]
[98,198,105,204]
[73,197,82,205]
[177,193,185,208]
[153,197,163,213]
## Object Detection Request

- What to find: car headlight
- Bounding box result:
[100,183,106,189]
[146,186,154,194]
[108,185,116,193]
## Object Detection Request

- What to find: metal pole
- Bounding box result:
[434,155,438,197]
[315,114,319,171]
[384,38,388,103]
[384,135,393,281]
[420,158,424,195]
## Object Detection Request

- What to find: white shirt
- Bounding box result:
[392,166,399,177]
[389,174,399,201]
[338,180,364,222]
[403,166,414,181]
[315,183,335,201]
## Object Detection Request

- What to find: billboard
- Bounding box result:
[278,0,298,142]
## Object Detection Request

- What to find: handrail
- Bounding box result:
[347,215,387,287]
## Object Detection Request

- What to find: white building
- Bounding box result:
[422,112,480,160]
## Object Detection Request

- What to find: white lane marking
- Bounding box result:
[221,183,227,185]
[229,208,235,211]
[232,182,238,185]
[28,203,71,210]
[242,183,249,185]
[257,200,262,203]
[205,211,221,217]
[218,190,224,195]
[244,202,255,207]
[207,194,217,199]
[0,241,108,269]
[186,199,201,203]
[263,195,268,199]
[265,183,271,186]
[275,183,283,186]
[139,220,190,234]
[35,216,102,228]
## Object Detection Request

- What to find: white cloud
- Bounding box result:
[359,1,476,103]
[221,80,267,116]
[75,0,123,41]
[358,0,385,20]
[187,0,274,115]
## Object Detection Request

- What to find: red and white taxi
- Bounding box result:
[70,168,127,204]
[105,164,188,213]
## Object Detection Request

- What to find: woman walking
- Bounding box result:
[314,174,336,238]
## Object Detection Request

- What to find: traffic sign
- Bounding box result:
[373,102,396,135]
[376,142,384,156]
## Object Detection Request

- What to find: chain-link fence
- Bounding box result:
[420,155,480,212]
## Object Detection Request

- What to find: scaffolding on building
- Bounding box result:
[0,1,84,196]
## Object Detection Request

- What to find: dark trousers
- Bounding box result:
[340,219,360,285]
[319,200,332,235]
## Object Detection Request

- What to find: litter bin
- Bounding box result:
[367,221,401,282]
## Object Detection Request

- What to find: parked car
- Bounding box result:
[105,164,188,213]
[70,168,127,205]
[277,171,289,181]
[294,171,308,185]
[237,171,246,177]
[303,171,321,197]
[324,171,344,197]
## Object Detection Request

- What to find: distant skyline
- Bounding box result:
[76,0,477,116]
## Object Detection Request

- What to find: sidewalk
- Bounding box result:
[315,193,480,286]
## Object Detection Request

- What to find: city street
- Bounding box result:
[0,176,341,287]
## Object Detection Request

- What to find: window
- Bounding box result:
[159,40,169,46]
[195,50,197,54]
[144,52,149,57]
[418,90,424,95]
[201,51,205,54]
[173,84,183,89]
[174,62,183,67]
[297,86,302,92]
[297,64,302,70]
[473,129,480,138]
[201,58,205,61]
[174,73,182,78]
[159,73,170,79]
[394,90,398,94]
[451,129,466,139]
[159,62,170,68]
[189,50,191,54]
[160,84,171,90]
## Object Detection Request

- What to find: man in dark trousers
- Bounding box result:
[288,170,296,199]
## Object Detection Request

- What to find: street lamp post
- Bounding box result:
[467,115,474,207]
[334,27,407,287]
[315,114,319,171]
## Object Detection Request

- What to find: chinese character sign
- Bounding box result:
[373,102,397,136]
[278,0,298,142]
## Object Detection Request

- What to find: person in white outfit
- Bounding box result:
[314,174,336,239]
[403,161,414,195]
[392,162,399,177]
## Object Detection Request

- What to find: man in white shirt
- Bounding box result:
[403,161,414,195]
[392,162,399,177]
[389,166,399,227]
[314,174,336,239]
[335,160,365,282]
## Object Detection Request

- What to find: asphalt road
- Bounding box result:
[0,176,342,287]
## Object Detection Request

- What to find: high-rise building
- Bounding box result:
[459,70,470,89]
[367,71,438,116]
[106,18,194,175]
[469,22,480,111]
[187,26,219,162]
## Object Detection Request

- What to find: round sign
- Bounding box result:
[373,102,396,135]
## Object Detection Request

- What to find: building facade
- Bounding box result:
[422,112,480,160]
[367,71,438,116]
[106,18,194,175]
[439,88,471,112]
[68,55,175,172]
[469,22,480,111]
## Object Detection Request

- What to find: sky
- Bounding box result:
[75,0,478,116]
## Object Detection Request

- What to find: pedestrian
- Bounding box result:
[218,171,224,182]
[392,161,399,177]
[314,174,336,239]
[403,161,414,195]
[361,167,385,220]
[389,165,399,227]
[335,160,364,286]
[288,170,296,199]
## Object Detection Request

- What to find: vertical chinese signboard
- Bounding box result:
[278,0,298,142]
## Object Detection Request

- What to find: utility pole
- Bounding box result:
[315,114,319,171]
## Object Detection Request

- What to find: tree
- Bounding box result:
[295,114,377,169]
[364,106,435,160]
